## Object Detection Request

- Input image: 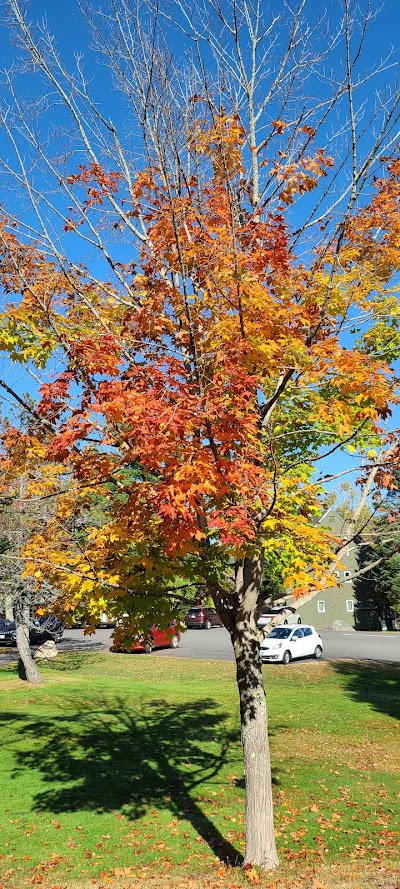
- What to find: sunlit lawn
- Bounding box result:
[0,651,399,888]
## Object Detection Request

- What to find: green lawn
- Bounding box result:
[0,652,399,888]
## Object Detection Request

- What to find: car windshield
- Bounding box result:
[268,627,292,639]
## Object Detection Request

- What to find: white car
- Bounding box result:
[260,624,323,664]
[257,605,301,629]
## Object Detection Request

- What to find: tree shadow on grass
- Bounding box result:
[7,697,250,865]
[332,659,400,721]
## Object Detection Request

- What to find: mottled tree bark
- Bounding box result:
[213,553,279,869]
[234,622,278,868]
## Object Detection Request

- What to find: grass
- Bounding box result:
[0,652,399,889]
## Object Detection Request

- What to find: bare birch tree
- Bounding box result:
[0,477,48,683]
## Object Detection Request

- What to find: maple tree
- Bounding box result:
[1,0,400,871]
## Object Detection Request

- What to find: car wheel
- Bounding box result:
[297,617,301,624]
[204,619,212,630]
[170,634,179,649]
[314,645,323,659]
[282,650,291,665]
[144,641,153,654]
[283,619,288,625]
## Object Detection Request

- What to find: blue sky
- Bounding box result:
[2,0,399,59]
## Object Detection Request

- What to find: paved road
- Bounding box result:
[2,626,399,665]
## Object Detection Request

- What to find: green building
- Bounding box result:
[288,508,358,630]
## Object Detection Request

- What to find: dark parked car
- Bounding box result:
[185,607,223,629]
[31,616,64,644]
[0,617,64,646]
[0,620,16,645]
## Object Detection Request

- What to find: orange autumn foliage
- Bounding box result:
[0,117,399,617]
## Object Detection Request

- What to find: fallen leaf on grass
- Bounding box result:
[244,864,263,884]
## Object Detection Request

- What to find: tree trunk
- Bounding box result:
[5,593,14,621]
[232,554,279,869]
[233,622,279,869]
[14,598,43,684]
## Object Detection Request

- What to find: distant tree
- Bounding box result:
[258,554,285,605]
[0,486,44,683]
[0,429,65,683]
[328,482,373,534]
[357,536,400,613]
[355,472,400,618]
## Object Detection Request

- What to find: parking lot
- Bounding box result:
[1,626,399,665]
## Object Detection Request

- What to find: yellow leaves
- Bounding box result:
[260,477,337,595]
[79,579,95,595]
[244,863,263,884]
[261,516,277,533]
[109,527,124,543]
[32,568,44,579]
[87,529,108,547]
[191,113,246,178]
[99,573,120,586]
[281,337,309,368]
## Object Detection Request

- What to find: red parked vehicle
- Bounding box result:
[184,607,223,629]
[111,623,181,654]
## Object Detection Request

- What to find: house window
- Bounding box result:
[346,599,354,613]
[344,570,352,583]
[317,600,326,613]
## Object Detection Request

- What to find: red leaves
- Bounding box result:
[45,417,94,461]
[63,218,78,232]
[37,373,72,420]
[72,335,123,376]
[61,163,123,228]
[64,163,122,194]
